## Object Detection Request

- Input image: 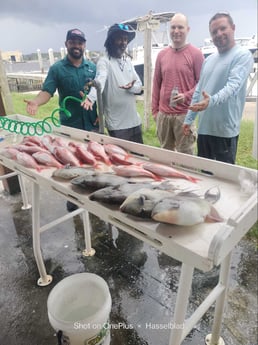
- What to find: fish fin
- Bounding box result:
[139,195,146,206]
[205,206,224,223]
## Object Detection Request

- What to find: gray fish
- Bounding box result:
[89,182,153,205]
[120,188,175,218]
[151,196,223,226]
[52,166,95,180]
[71,173,128,191]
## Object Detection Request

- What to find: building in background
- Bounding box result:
[1,50,24,63]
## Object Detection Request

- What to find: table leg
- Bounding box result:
[168,264,194,345]
[82,210,95,257]
[18,175,31,210]
[205,252,232,345]
[32,182,52,286]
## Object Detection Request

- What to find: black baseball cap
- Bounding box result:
[66,28,86,42]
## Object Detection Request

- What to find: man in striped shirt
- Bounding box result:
[152,13,204,154]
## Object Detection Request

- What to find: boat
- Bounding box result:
[200,35,258,61]
[122,11,175,84]
[132,41,169,84]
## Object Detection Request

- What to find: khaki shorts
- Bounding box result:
[156,113,196,154]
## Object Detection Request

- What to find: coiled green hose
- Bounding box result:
[0,95,83,136]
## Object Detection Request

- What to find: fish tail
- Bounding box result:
[135,161,144,167]
[154,175,164,181]
[187,176,201,183]
[104,158,112,166]
[94,162,103,169]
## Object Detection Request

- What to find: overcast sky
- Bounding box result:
[1,0,257,54]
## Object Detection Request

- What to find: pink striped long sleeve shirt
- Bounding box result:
[152,44,204,116]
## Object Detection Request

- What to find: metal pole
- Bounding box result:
[85,79,104,134]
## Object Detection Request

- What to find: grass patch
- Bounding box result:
[11,92,59,119]
[236,120,257,169]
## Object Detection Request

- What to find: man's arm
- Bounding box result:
[188,50,253,112]
[24,91,52,116]
[207,50,253,108]
[81,57,109,110]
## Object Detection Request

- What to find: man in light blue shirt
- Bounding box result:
[183,13,253,163]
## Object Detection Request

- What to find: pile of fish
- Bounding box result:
[66,168,222,226]
[0,134,223,226]
[0,135,200,182]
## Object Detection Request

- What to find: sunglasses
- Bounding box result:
[118,24,129,31]
[117,23,135,33]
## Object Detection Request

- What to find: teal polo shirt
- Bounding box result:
[42,56,99,131]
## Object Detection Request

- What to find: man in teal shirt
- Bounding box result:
[26,28,98,131]
[26,29,98,211]
[183,13,253,164]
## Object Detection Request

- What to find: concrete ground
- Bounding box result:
[0,175,257,345]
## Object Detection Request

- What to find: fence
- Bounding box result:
[7,74,46,92]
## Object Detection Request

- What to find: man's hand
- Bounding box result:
[172,92,185,104]
[182,123,191,136]
[188,91,210,112]
[152,112,159,122]
[24,99,38,116]
[80,91,93,110]
[119,80,136,89]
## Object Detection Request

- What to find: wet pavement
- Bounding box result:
[0,182,257,345]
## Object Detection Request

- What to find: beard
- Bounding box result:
[67,47,84,59]
[112,45,126,58]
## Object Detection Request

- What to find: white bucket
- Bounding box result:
[47,273,111,345]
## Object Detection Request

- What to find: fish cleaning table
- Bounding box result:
[0,115,257,345]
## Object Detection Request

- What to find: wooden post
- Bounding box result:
[0,88,6,115]
[48,48,55,66]
[252,101,257,160]
[37,49,44,74]
[138,15,163,130]
[143,25,152,130]
[60,47,65,59]
[0,51,14,114]
[0,51,20,194]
